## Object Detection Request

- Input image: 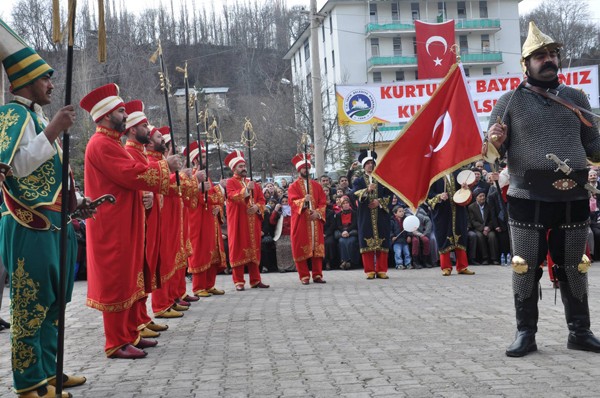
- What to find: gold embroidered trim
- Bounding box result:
[11,258,48,374]
[0,107,19,152]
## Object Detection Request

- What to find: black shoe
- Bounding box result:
[506,331,537,357]
[567,331,600,352]
[0,318,9,329]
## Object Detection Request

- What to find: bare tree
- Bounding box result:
[520,0,599,64]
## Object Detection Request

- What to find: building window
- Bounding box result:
[329,15,333,34]
[371,38,380,57]
[304,40,310,61]
[293,57,297,74]
[370,3,377,23]
[393,37,402,56]
[411,3,420,20]
[412,37,417,55]
[322,22,325,41]
[459,35,469,54]
[457,1,467,19]
[298,52,301,67]
[483,67,492,75]
[481,34,490,52]
[324,57,327,74]
[479,1,488,18]
[391,2,399,21]
[332,50,335,68]
[373,72,382,83]
[463,67,470,77]
[307,73,312,92]
[414,70,419,80]
[395,70,405,81]
[437,2,447,22]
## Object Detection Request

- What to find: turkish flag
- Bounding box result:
[372,63,483,211]
[415,20,456,79]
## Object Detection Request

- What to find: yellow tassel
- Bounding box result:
[67,0,76,46]
[52,0,62,43]
[98,0,107,63]
[149,48,159,64]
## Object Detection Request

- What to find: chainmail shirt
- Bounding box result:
[488,85,600,200]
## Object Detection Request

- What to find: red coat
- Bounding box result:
[85,127,174,312]
[288,178,326,262]
[188,178,226,273]
[125,140,159,293]
[226,175,265,268]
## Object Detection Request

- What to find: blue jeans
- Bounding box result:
[393,242,411,266]
[338,235,359,265]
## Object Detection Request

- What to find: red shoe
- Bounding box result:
[251,282,270,289]
[109,344,147,359]
[183,294,199,302]
[175,299,191,307]
[135,338,158,349]
[313,278,327,284]
[236,285,245,291]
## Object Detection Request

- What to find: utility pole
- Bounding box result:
[310,0,325,177]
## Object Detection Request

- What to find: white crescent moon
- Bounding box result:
[432,112,452,152]
[426,36,448,56]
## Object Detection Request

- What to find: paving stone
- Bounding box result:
[2,267,600,397]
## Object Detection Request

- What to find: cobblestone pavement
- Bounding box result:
[2,265,600,397]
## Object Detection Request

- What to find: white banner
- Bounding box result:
[336,65,599,125]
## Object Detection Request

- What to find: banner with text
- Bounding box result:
[336,65,599,125]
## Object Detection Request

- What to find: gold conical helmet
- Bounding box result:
[521,21,561,61]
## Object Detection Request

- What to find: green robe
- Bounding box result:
[0,101,76,394]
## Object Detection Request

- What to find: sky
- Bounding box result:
[1,0,599,25]
[2,0,599,20]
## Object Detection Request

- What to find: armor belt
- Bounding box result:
[510,169,588,202]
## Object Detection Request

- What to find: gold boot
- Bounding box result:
[207,287,225,295]
[48,374,87,388]
[140,327,160,338]
[366,272,376,279]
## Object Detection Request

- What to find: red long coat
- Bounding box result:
[226,175,265,268]
[85,127,174,312]
[288,178,326,262]
[188,178,226,273]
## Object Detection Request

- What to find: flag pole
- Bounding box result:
[56,1,77,395]
[152,41,181,190]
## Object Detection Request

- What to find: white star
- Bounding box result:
[433,57,443,66]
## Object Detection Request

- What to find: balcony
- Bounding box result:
[368,51,502,71]
[366,18,501,37]
[461,51,503,65]
[368,56,417,71]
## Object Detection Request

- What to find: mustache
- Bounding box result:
[540,62,558,72]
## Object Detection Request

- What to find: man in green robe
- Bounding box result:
[0,18,86,398]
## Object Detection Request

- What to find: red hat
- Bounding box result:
[225,150,245,170]
[80,83,125,123]
[158,126,171,144]
[148,125,160,138]
[182,141,200,162]
[292,153,312,172]
[124,100,148,130]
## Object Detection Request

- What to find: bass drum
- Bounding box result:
[452,188,472,207]
[456,169,476,189]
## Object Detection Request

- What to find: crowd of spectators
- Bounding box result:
[255,159,521,272]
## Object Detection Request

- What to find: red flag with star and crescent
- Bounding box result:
[372,63,483,212]
[415,20,455,79]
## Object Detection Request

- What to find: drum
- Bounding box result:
[456,169,476,188]
[453,188,472,206]
[403,215,420,233]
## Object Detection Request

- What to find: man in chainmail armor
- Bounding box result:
[487,22,600,357]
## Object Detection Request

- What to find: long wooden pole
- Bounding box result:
[56,1,77,395]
